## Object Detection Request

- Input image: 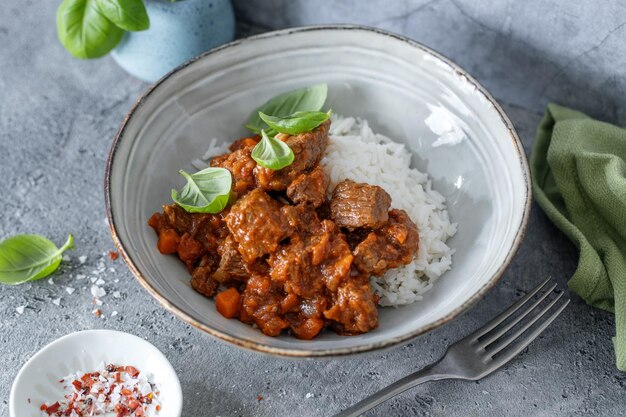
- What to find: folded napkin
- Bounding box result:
[531,103,626,371]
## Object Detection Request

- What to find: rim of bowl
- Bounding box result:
[105,24,532,357]
[9,329,182,417]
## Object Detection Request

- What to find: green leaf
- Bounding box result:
[57,0,124,59]
[171,167,232,213]
[95,0,150,32]
[251,130,295,170]
[245,84,328,134]
[259,110,331,135]
[0,234,75,285]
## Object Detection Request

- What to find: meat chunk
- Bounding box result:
[211,235,248,283]
[287,295,328,340]
[229,136,260,152]
[286,165,329,208]
[255,120,330,191]
[161,204,196,235]
[190,256,219,297]
[353,209,419,276]
[268,206,353,297]
[240,275,289,336]
[177,233,205,270]
[225,189,292,262]
[330,180,391,230]
[211,148,257,195]
[158,204,227,250]
[324,276,378,334]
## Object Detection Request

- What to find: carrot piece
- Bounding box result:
[157,229,179,254]
[216,288,241,318]
[292,318,324,340]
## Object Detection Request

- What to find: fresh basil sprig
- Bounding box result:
[57,0,149,59]
[95,0,150,31]
[171,167,232,213]
[259,110,331,136]
[0,234,74,285]
[251,130,295,170]
[245,84,328,134]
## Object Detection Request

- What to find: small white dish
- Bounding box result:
[10,330,182,417]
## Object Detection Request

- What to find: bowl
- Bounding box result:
[10,330,183,417]
[106,25,531,357]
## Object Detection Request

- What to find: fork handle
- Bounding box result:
[333,363,454,417]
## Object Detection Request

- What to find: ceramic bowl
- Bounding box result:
[10,330,182,417]
[106,25,531,357]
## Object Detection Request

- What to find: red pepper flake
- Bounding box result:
[44,401,61,415]
[108,250,119,261]
[156,405,161,411]
[94,309,102,317]
[125,365,140,377]
[71,380,83,390]
[257,395,263,401]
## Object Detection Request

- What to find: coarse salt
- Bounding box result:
[78,255,87,264]
[65,287,75,295]
[16,306,25,314]
[91,285,106,298]
[52,298,61,306]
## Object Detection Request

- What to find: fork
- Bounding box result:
[334,278,570,417]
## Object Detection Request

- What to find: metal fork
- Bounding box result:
[335,278,570,417]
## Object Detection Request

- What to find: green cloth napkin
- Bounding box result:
[531,103,626,371]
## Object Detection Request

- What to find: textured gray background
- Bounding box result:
[1,1,625,416]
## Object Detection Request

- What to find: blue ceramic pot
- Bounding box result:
[111,0,235,83]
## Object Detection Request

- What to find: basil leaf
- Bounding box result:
[171,167,232,213]
[57,0,124,59]
[95,0,150,32]
[251,130,295,170]
[258,110,331,135]
[0,234,74,285]
[245,84,328,133]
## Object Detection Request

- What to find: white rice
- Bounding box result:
[195,115,456,307]
[324,115,456,306]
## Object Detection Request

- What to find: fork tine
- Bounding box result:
[477,282,558,347]
[485,293,567,358]
[471,277,552,340]
[489,299,570,364]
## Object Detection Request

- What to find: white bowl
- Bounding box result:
[106,25,531,357]
[10,330,182,417]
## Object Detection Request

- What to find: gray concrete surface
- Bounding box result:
[1,1,625,416]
